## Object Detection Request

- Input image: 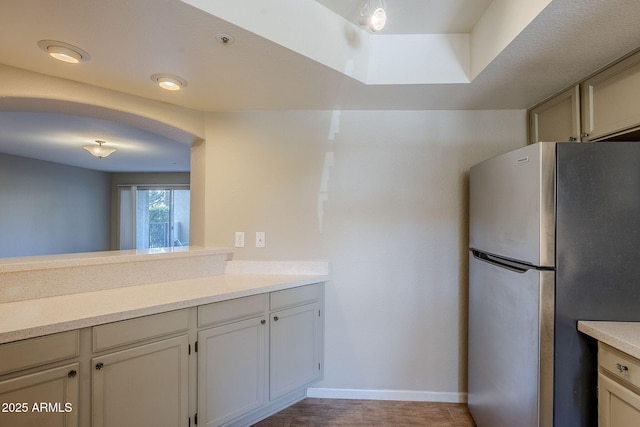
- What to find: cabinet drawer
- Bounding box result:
[0,330,80,375]
[198,294,267,328]
[600,343,640,390]
[93,309,189,352]
[270,284,322,311]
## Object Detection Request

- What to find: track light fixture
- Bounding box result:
[360,0,387,32]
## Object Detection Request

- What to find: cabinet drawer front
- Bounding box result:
[0,330,79,375]
[600,343,640,390]
[270,284,322,311]
[92,309,189,352]
[198,294,267,328]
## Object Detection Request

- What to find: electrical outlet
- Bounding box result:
[256,232,266,248]
[235,232,245,248]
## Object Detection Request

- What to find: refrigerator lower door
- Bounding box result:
[468,252,554,427]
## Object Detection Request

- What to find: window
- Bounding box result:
[119,186,190,250]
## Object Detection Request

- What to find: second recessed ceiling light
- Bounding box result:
[151,73,188,91]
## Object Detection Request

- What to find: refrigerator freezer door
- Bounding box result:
[468,252,554,427]
[469,142,555,267]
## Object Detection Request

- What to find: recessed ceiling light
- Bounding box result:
[37,40,90,63]
[150,73,188,91]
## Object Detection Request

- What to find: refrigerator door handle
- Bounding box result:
[471,249,539,273]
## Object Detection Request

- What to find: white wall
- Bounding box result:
[201,110,526,400]
[0,153,111,258]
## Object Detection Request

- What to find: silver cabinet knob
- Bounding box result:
[616,363,629,373]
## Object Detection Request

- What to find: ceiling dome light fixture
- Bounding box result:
[151,73,188,91]
[37,40,90,63]
[360,0,387,32]
[83,140,117,159]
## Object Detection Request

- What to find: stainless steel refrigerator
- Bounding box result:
[468,141,640,427]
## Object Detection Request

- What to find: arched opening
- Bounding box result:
[0,97,203,258]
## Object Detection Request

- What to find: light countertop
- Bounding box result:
[0,247,330,345]
[0,272,328,345]
[578,321,640,360]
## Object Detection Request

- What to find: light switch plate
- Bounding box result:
[256,232,266,248]
[235,232,245,248]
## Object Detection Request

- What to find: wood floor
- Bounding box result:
[252,398,477,427]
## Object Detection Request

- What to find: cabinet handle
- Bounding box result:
[569,137,577,142]
[67,370,77,378]
[616,363,629,373]
[95,362,104,370]
[581,132,590,138]
[273,316,279,321]
[260,319,266,325]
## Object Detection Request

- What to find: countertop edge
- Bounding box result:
[0,246,234,274]
[578,320,640,360]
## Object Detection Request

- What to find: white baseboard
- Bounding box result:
[306,387,468,403]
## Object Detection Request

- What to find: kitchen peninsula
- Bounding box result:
[0,247,329,427]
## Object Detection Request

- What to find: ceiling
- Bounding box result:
[1,0,640,172]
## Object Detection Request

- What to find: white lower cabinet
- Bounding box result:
[599,373,640,427]
[269,302,322,401]
[198,316,268,426]
[0,363,79,427]
[91,334,190,427]
[197,283,324,426]
[598,343,640,427]
[0,330,80,427]
[0,283,324,427]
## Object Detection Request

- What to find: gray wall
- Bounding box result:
[0,153,111,258]
[200,110,527,400]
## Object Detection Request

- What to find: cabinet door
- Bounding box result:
[599,373,640,427]
[529,85,581,144]
[198,316,267,427]
[270,302,322,400]
[0,363,79,427]
[581,51,640,141]
[91,335,189,427]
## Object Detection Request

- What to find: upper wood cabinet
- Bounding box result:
[581,51,640,141]
[529,49,640,144]
[529,85,581,144]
